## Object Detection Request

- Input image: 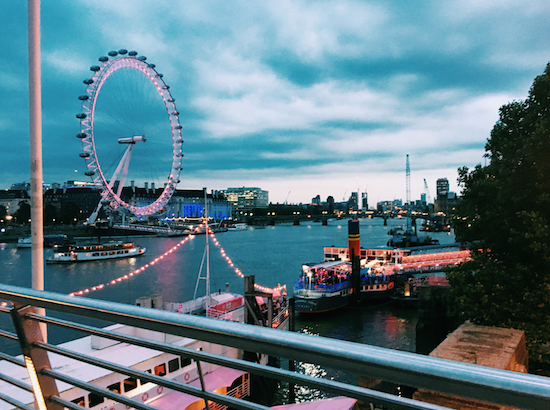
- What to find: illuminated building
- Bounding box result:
[220,187,268,212]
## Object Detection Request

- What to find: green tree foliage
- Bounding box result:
[448,63,550,365]
[14,201,31,225]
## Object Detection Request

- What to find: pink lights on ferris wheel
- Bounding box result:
[76,49,184,219]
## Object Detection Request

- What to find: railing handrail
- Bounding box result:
[0,283,549,410]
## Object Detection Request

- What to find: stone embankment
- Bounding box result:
[414,323,528,409]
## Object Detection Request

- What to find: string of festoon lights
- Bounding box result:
[68,220,286,297]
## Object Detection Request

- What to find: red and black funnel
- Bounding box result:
[348,219,360,260]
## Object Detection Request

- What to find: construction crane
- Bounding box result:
[423,178,432,204]
[284,190,291,205]
[405,155,412,231]
[406,155,411,207]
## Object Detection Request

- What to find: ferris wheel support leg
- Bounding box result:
[116,144,134,199]
[87,201,103,226]
[88,144,135,226]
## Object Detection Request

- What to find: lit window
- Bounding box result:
[107,382,121,394]
[71,397,85,407]
[154,363,167,376]
[124,377,138,392]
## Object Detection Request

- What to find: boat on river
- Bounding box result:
[17,234,69,248]
[359,261,396,301]
[0,290,251,410]
[295,220,402,313]
[387,225,438,248]
[227,222,248,231]
[46,241,145,263]
[294,261,353,313]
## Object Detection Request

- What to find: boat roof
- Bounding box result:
[209,292,241,304]
[306,260,348,270]
[0,324,196,409]
[148,367,246,410]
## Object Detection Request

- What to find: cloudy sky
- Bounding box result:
[1,1,549,205]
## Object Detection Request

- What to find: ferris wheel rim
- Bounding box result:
[77,50,184,217]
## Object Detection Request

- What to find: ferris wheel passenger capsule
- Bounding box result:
[78,95,89,101]
[99,56,108,62]
[90,66,100,72]
[83,79,94,85]
[76,133,87,139]
[118,49,128,55]
[108,51,118,57]
[128,51,138,56]
[76,113,87,119]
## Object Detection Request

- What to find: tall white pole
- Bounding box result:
[28,0,46,340]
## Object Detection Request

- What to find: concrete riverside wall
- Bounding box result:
[413,322,528,410]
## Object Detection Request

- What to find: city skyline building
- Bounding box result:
[220,187,269,212]
[437,178,450,197]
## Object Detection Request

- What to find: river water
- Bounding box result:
[0,217,455,402]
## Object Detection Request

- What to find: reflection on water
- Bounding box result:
[276,303,419,404]
[0,219,454,400]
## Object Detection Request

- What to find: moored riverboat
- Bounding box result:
[359,261,396,302]
[46,241,145,263]
[17,234,69,248]
[0,291,252,410]
[227,222,248,231]
[294,261,353,313]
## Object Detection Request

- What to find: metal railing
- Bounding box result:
[0,283,549,410]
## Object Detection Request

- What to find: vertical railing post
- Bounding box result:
[288,298,296,404]
[195,360,211,410]
[10,304,61,410]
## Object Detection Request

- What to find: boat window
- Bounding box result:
[123,376,138,392]
[154,363,166,376]
[168,358,179,373]
[139,369,152,385]
[92,253,99,257]
[88,392,104,407]
[107,381,121,394]
[71,396,85,407]
[180,357,192,368]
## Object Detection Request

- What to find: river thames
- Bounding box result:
[0,217,456,402]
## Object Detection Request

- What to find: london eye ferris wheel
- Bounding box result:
[76,49,183,223]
